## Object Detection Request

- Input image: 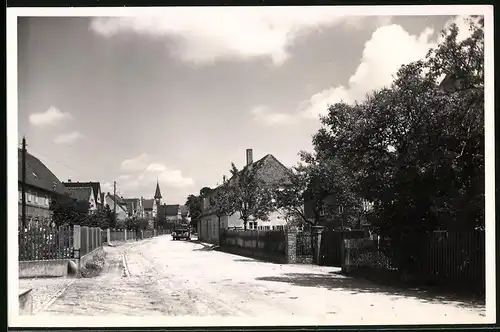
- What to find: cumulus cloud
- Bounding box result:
[118,153,194,194]
[120,153,149,172]
[300,24,437,119]
[299,15,480,120]
[251,106,298,126]
[53,131,83,144]
[89,7,353,66]
[29,106,69,127]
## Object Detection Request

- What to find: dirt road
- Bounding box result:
[36,235,486,323]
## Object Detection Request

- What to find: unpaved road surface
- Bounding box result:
[34,235,486,323]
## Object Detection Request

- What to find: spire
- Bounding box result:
[154,181,162,199]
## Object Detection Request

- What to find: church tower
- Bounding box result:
[152,181,162,220]
[154,180,162,207]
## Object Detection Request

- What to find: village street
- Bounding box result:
[26,235,485,324]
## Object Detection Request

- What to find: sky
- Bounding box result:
[17,9,474,205]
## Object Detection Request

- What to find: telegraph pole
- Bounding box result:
[113,181,117,226]
[21,137,27,229]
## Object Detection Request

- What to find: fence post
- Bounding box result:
[285,228,298,264]
[124,229,127,241]
[311,226,325,265]
[107,228,111,244]
[73,225,81,260]
[342,239,351,273]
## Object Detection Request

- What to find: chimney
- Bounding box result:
[246,149,253,166]
[67,179,72,182]
[223,175,226,183]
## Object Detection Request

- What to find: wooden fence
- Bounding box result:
[320,229,367,267]
[78,226,103,257]
[344,230,485,293]
[221,229,286,256]
[19,225,73,261]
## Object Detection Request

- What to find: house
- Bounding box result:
[122,198,143,218]
[103,193,129,222]
[197,149,290,243]
[17,148,69,223]
[62,180,103,211]
[157,204,190,224]
[141,181,163,220]
[304,193,374,230]
[65,186,98,214]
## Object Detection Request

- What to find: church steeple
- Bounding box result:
[154,181,162,199]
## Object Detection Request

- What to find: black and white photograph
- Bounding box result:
[8,5,495,328]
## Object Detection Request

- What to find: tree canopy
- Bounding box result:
[307,17,484,238]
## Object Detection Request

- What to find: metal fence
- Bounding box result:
[19,225,73,261]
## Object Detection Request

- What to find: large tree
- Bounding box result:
[228,163,274,230]
[209,181,233,242]
[311,17,484,246]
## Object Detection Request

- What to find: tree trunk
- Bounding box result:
[243,220,248,231]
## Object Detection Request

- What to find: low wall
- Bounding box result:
[19,259,72,278]
[19,289,33,315]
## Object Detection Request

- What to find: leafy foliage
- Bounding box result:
[228,162,275,230]
[307,18,484,264]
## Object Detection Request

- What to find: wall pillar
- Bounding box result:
[285,227,298,264]
[124,229,127,241]
[311,225,325,265]
[107,228,111,243]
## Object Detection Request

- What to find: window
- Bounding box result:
[33,195,38,204]
[27,193,32,202]
[44,196,49,206]
[19,191,22,201]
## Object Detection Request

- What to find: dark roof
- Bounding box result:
[143,199,154,210]
[180,205,189,217]
[18,149,68,196]
[107,193,126,206]
[66,186,92,202]
[154,182,162,199]
[122,198,140,203]
[165,204,180,216]
[63,181,101,204]
[226,154,291,187]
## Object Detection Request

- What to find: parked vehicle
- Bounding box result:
[172,225,191,241]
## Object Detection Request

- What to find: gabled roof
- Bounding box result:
[63,181,102,204]
[66,186,93,202]
[18,149,68,196]
[143,199,154,210]
[180,205,189,217]
[226,153,291,187]
[165,204,180,216]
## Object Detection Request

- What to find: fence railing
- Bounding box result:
[19,225,73,261]
[344,230,485,293]
[19,220,173,262]
[220,229,286,255]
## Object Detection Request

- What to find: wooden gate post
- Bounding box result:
[311,226,325,265]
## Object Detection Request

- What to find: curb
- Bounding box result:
[35,278,76,315]
[122,252,130,277]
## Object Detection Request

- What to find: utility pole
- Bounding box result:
[113,181,117,226]
[21,137,27,229]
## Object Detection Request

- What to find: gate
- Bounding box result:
[320,229,367,266]
[320,230,343,266]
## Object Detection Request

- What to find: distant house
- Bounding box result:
[17,149,69,223]
[65,186,98,214]
[104,193,128,222]
[198,149,290,243]
[142,199,155,219]
[62,180,103,211]
[122,198,143,218]
[304,194,374,230]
